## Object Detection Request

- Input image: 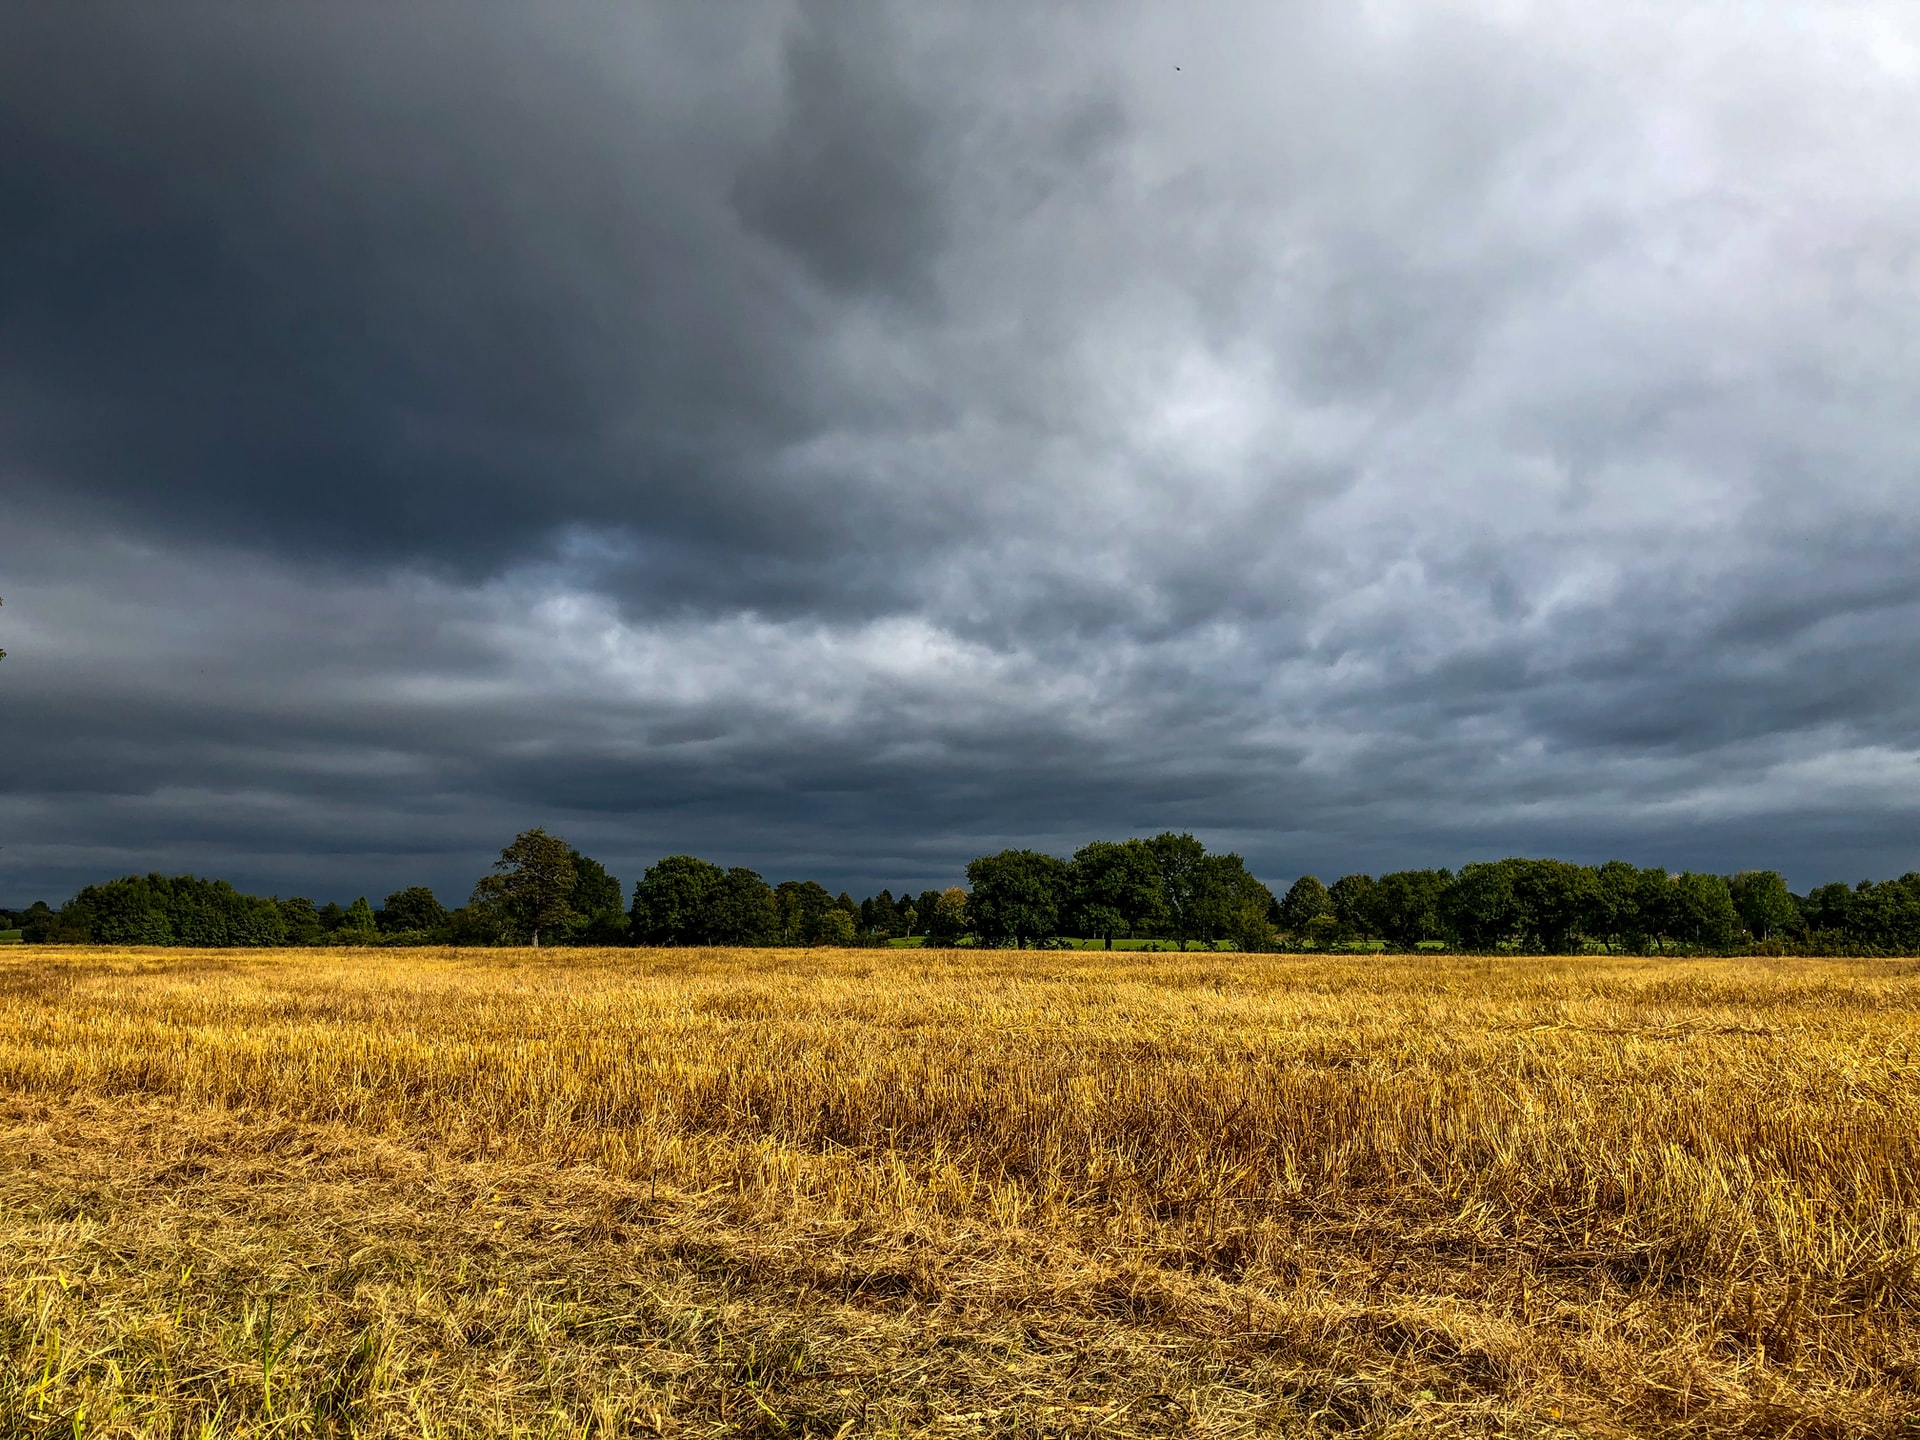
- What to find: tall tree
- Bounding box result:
[813,908,857,946]
[1878,875,1920,951]
[914,890,945,938]
[1800,881,1856,937]
[710,867,778,945]
[18,902,64,944]
[925,887,970,946]
[343,896,379,936]
[1511,859,1601,953]
[1633,867,1677,953]
[1444,861,1521,950]
[1365,869,1452,949]
[1592,861,1642,953]
[1728,871,1799,943]
[1207,853,1274,950]
[565,851,627,943]
[1867,875,1920,951]
[860,889,902,937]
[1669,872,1741,949]
[966,849,1068,947]
[1327,873,1377,940]
[629,855,724,944]
[1069,839,1163,949]
[1277,876,1333,938]
[276,896,323,945]
[775,880,838,944]
[1147,832,1220,951]
[472,827,578,946]
[381,886,448,935]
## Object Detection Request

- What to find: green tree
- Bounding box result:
[277,896,324,945]
[775,880,838,944]
[860,890,902,937]
[1669,872,1741,949]
[1632,868,1677,953]
[1365,869,1453,949]
[18,901,66,944]
[564,851,627,943]
[925,887,969,946]
[710,867,778,945]
[813,907,856,946]
[1511,859,1600,953]
[59,874,287,947]
[445,903,507,946]
[1592,861,1643,952]
[1207,853,1274,949]
[1146,833,1221,951]
[1800,881,1855,937]
[472,827,578,946]
[381,886,448,935]
[59,876,172,945]
[1728,870,1799,943]
[1872,875,1920,951]
[342,896,379,936]
[1444,861,1521,950]
[1840,880,1884,949]
[966,849,1068,947]
[630,855,725,944]
[1327,873,1377,940]
[1069,839,1163,949]
[1827,877,1920,952]
[1276,876,1332,940]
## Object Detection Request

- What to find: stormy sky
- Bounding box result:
[5,2,1920,907]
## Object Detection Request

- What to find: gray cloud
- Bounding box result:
[733,3,949,302]
[4,2,1920,907]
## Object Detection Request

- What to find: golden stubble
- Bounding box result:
[0,946,1915,1437]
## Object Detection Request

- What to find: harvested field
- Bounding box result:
[0,947,1916,1438]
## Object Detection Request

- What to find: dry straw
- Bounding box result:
[0,946,1916,1436]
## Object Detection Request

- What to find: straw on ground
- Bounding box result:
[1,946,1916,1437]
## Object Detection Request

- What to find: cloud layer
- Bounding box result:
[5,2,1920,904]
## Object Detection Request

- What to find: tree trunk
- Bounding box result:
[1104,932,1112,950]
[532,929,540,947]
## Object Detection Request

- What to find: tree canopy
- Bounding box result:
[1069,839,1162,948]
[20,829,1920,957]
[965,849,1069,947]
[472,827,577,946]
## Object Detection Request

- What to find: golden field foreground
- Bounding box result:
[1,948,1916,1439]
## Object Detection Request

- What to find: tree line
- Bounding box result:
[8,826,1919,954]
[1266,861,1920,955]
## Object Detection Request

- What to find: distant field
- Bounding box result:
[1,948,1916,1437]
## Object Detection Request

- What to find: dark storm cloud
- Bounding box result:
[5,2,1920,906]
[0,6,829,581]
[732,4,948,302]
